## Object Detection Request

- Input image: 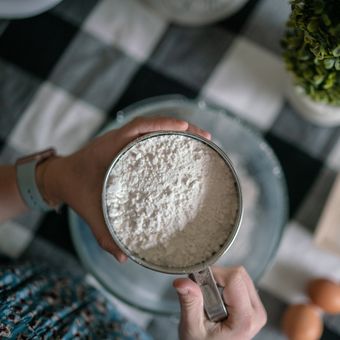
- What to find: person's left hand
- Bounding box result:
[37,116,211,262]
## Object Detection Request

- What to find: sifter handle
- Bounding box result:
[189,266,228,322]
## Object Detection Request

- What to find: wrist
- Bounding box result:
[36,155,65,209]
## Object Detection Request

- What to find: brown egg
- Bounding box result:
[307,278,340,314]
[281,304,323,340]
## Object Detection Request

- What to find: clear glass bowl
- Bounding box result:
[0,0,62,18]
[142,0,250,26]
[69,95,288,316]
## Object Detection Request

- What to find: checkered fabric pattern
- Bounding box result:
[1,0,340,338]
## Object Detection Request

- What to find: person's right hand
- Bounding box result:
[173,266,267,340]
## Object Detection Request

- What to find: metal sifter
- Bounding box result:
[102,131,243,322]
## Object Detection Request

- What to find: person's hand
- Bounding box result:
[37,116,211,262]
[173,266,267,340]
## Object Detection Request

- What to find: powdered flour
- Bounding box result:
[105,134,239,268]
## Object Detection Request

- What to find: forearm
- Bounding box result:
[0,156,66,223]
[0,165,28,222]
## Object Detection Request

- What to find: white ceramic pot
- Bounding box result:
[0,0,62,19]
[142,0,250,25]
[285,75,340,126]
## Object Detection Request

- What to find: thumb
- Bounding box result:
[173,278,206,339]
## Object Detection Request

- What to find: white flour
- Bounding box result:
[105,134,239,268]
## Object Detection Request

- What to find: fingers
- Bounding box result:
[186,123,211,140]
[238,268,267,322]
[126,116,189,136]
[98,232,128,263]
[124,116,211,140]
[173,278,206,340]
[217,268,253,326]
[213,266,267,338]
[89,216,128,263]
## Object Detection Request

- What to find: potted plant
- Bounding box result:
[282,0,340,126]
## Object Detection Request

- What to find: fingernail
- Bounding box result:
[117,254,128,263]
[176,287,189,295]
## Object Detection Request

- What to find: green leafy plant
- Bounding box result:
[282,0,340,105]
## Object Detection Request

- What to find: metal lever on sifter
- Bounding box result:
[189,267,228,322]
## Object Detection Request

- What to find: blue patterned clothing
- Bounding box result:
[0,262,152,339]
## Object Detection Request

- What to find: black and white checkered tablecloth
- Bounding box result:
[1,0,340,339]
